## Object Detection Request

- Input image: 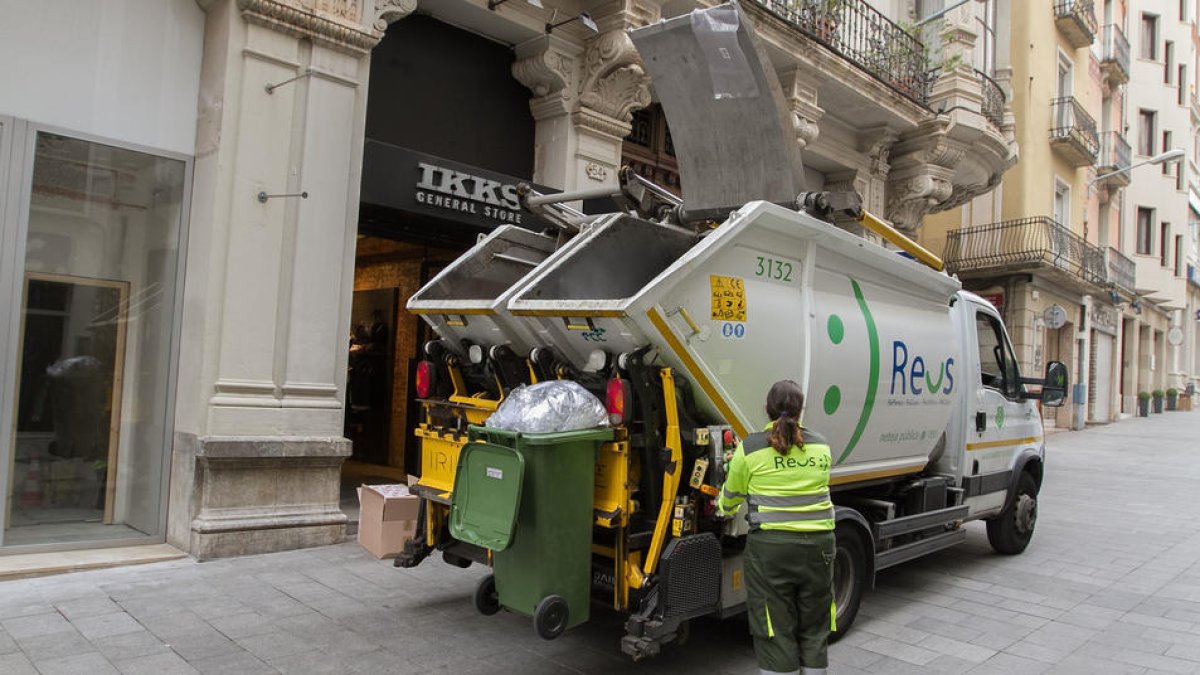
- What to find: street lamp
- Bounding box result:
[1090,148,1186,185]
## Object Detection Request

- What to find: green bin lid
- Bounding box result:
[467,425,613,447]
[449,442,525,551]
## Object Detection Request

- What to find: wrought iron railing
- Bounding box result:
[1050,96,1100,159]
[1054,0,1098,37]
[976,69,1005,129]
[1107,247,1136,294]
[1099,131,1131,172]
[1101,24,1129,78]
[943,216,1108,287]
[752,0,929,105]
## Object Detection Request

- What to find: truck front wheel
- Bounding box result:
[830,525,867,643]
[986,471,1038,555]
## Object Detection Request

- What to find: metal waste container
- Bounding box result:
[451,425,612,639]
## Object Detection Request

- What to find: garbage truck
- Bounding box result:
[396,2,1069,660]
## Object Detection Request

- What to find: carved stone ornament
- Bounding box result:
[512,40,574,100]
[883,119,970,231]
[373,0,417,32]
[886,174,954,233]
[865,130,899,177]
[579,31,651,123]
[586,163,609,182]
[792,114,820,150]
[300,0,361,20]
[235,0,385,53]
[779,69,824,150]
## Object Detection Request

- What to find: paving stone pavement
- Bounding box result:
[2,410,1200,674]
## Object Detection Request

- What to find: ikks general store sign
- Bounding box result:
[361,141,554,231]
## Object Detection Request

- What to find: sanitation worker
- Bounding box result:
[719,380,835,675]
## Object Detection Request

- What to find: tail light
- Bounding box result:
[415,360,433,398]
[606,378,633,426]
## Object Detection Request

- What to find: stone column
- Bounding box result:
[173,0,390,559]
[513,4,653,195]
[575,26,651,189]
[513,36,583,189]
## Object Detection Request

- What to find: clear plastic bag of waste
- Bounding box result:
[484,380,609,433]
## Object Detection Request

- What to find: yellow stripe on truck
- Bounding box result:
[966,436,1041,451]
[829,463,926,486]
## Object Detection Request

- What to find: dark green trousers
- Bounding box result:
[744,529,835,672]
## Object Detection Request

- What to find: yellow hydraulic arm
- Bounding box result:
[644,368,683,576]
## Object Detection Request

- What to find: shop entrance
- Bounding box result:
[341,235,459,490]
[339,11,538,519]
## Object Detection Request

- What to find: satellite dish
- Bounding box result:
[1043,304,1067,330]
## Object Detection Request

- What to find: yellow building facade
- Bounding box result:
[920,0,1174,427]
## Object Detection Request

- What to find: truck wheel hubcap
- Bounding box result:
[833,547,853,613]
[1014,494,1036,535]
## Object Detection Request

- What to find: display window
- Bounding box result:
[0,123,189,550]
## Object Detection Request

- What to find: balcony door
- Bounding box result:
[1051,181,1072,269]
[1056,54,1074,130]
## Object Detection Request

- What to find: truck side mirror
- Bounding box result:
[1041,361,1068,407]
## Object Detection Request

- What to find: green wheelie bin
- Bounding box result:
[450,425,613,639]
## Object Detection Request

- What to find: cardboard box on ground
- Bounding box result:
[357,482,420,559]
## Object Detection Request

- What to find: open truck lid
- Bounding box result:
[628,2,807,219]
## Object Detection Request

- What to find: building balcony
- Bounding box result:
[1100,24,1129,85]
[1054,0,1098,48]
[977,69,1005,131]
[1107,247,1136,295]
[1096,131,1132,187]
[943,216,1108,291]
[753,0,928,105]
[740,0,1016,232]
[1050,97,1099,166]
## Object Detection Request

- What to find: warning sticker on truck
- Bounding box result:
[710,275,746,321]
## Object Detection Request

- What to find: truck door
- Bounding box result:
[965,305,1041,518]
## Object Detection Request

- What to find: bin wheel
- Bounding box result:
[474,575,501,616]
[533,595,569,640]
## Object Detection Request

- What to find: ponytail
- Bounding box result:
[765,380,805,455]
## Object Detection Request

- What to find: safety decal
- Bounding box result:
[710,275,746,321]
[720,322,746,339]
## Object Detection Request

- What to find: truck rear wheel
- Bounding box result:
[986,471,1038,555]
[830,525,867,643]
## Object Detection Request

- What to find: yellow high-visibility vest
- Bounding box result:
[718,424,834,532]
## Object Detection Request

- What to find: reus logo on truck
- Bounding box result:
[890,341,955,396]
[822,278,953,465]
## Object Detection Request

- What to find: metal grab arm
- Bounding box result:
[516,167,684,233]
[856,211,945,272]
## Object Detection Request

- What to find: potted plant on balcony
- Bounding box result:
[1137,391,1150,417]
[1152,389,1164,413]
[1167,387,1178,411]
[800,0,847,43]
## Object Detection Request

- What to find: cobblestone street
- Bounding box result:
[2,410,1200,674]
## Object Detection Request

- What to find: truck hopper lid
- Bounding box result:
[628,2,806,219]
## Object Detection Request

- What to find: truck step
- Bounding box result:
[875,529,967,571]
[874,505,969,540]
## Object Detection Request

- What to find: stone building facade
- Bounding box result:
[0,0,1014,560]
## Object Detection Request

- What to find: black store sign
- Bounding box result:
[361,141,553,231]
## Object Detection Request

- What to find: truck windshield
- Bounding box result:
[975,311,1021,399]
